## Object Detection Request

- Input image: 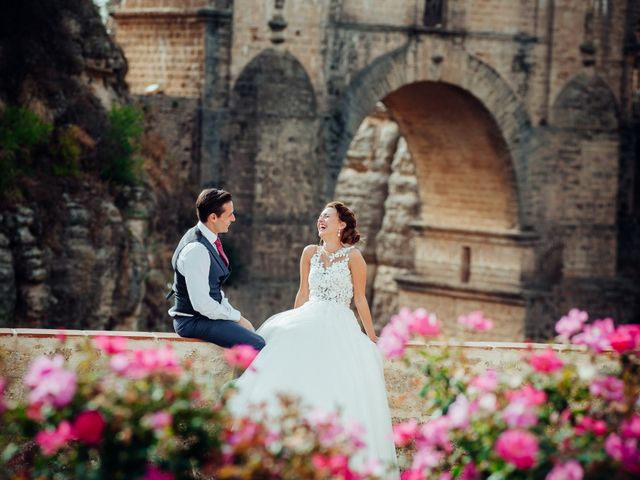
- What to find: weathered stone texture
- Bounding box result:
[105,0,639,338]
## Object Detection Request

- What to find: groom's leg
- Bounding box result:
[174,315,265,351]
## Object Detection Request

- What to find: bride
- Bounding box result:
[229,201,399,477]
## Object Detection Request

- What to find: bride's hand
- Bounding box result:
[368,333,379,343]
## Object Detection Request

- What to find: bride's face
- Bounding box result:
[317,207,345,240]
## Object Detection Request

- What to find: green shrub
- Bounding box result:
[0,106,52,194]
[100,105,144,186]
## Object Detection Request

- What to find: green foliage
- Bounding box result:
[0,106,52,195]
[52,125,82,177]
[100,105,144,186]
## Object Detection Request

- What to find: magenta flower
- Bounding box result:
[24,355,77,408]
[608,325,640,353]
[546,460,583,480]
[458,311,494,332]
[605,433,623,460]
[35,420,73,455]
[555,309,588,339]
[115,345,182,378]
[459,463,479,480]
[73,410,106,445]
[574,416,608,436]
[393,419,418,447]
[144,465,175,480]
[572,318,614,352]
[528,348,564,373]
[604,433,640,472]
[223,344,259,370]
[93,335,128,355]
[622,415,640,439]
[590,376,625,402]
[469,369,498,392]
[495,430,539,469]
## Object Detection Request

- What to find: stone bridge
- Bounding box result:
[109,0,639,339]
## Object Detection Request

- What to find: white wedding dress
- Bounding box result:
[229,246,399,477]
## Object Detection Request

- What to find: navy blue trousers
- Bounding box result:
[173,314,266,351]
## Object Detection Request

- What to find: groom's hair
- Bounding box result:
[196,188,232,222]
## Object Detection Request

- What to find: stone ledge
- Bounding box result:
[0,329,604,422]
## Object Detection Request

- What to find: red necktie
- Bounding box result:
[214,237,229,267]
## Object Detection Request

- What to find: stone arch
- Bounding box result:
[222,49,320,319]
[326,43,533,229]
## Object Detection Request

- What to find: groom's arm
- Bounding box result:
[179,243,241,321]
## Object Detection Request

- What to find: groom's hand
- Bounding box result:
[238,316,255,331]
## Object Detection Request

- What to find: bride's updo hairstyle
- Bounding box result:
[325,201,361,245]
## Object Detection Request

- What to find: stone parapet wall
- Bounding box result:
[0,328,603,423]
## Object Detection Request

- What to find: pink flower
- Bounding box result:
[359,457,384,477]
[144,465,174,480]
[35,421,73,455]
[447,395,474,429]
[344,420,366,450]
[408,308,442,337]
[73,410,106,445]
[590,376,625,402]
[469,369,498,392]
[605,434,640,472]
[572,318,614,352]
[417,416,451,452]
[307,409,344,447]
[459,463,480,480]
[378,328,407,359]
[574,416,608,436]
[546,460,583,480]
[401,469,425,480]
[93,335,128,355]
[608,325,640,353]
[393,420,418,447]
[495,430,539,469]
[506,385,547,406]
[411,446,444,472]
[502,401,539,429]
[555,309,588,339]
[312,454,349,476]
[24,355,77,408]
[622,415,640,439]
[116,346,182,379]
[147,411,173,431]
[605,433,623,460]
[458,311,494,332]
[223,344,259,369]
[528,348,564,373]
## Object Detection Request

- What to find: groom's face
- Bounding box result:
[210,201,236,234]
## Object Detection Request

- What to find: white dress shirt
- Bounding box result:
[169,222,241,322]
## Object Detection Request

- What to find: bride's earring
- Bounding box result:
[337,228,341,237]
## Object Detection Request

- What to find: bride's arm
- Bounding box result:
[294,245,315,308]
[349,249,378,343]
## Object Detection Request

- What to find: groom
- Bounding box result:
[168,188,265,351]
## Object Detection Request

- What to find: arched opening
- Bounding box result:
[222,49,321,322]
[335,81,534,340]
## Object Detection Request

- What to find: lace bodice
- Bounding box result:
[308,246,354,307]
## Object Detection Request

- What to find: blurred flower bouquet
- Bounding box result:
[0,338,384,479]
[379,308,640,479]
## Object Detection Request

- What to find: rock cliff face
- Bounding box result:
[0,0,192,332]
[334,105,420,329]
